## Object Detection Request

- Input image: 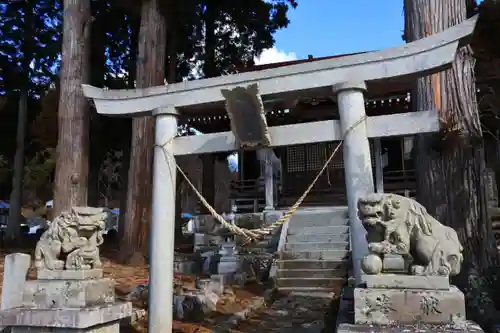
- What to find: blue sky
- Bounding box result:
[276,0,405,58]
[254,0,481,65]
[255,0,406,64]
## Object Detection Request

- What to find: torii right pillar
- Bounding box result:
[332,81,374,285]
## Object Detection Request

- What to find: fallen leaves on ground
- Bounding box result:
[0,243,266,333]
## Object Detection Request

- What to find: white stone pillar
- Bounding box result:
[263,148,274,211]
[374,138,384,193]
[149,107,178,333]
[1,253,31,310]
[332,81,374,285]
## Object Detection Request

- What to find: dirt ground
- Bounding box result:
[0,242,266,333]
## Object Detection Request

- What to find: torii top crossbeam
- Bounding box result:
[83,15,477,117]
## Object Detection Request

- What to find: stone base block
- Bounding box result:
[361,274,450,290]
[0,302,132,329]
[337,321,484,333]
[37,269,103,280]
[23,278,115,308]
[10,321,120,333]
[382,254,410,273]
[217,259,240,275]
[174,260,197,275]
[354,286,465,326]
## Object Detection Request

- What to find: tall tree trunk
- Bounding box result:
[6,91,28,241]
[119,0,166,265]
[165,0,185,244]
[199,1,217,214]
[404,0,500,329]
[87,1,107,207]
[117,20,138,241]
[202,1,217,78]
[6,0,34,241]
[53,0,91,215]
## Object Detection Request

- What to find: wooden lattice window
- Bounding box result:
[286,145,306,172]
[326,142,344,169]
[306,144,324,171]
[285,141,376,172]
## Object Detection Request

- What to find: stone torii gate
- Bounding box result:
[82,16,477,333]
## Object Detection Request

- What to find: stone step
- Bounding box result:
[284,241,349,251]
[278,268,347,279]
[249,240,272,248]
[276,277,345,289]
[292,210,348,218]
[294,206,348,213]
[281,250,349,260]
[287,232,349,243]
[277,259,346,270]
[241,247,271,254]
[286,291,336,298]
[287,214,349,230]
[287,220,349,231]
[277,286,341,295]
[287,225,349,236]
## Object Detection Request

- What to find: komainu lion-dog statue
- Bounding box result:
[358,193,463,277]
[35,207,110,270]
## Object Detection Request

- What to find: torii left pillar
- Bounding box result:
[149,107,178,333]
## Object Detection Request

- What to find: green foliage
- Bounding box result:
[23,148,55,194]
[176,0,298,79]
[0,155,8,185]
[98,150,123,205]
[0,0,62,95]
[0,0,298,202]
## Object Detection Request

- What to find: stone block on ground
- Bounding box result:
[361,274,450,290]
[23,278,115,308]
[208,274,226,295]
[337,322,484,333]
[0,302,132,329]
[354,286,465,326]
[173,260,197,275]
[194,233,208,246]
[1,253,31,310]
[234,272,247,287]
[173,292,215,321]
[37,269,103,280]
[263,211,283,225]
[217,257,240,275]
[11,322,120,333]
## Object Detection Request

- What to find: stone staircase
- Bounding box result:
[274,207,350,294]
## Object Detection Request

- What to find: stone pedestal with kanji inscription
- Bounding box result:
[337,276,483,332]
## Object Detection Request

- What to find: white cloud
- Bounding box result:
[254,47,298,65]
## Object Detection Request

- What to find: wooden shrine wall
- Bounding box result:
[277,141,376,206]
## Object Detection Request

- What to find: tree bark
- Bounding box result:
[6,90,28,241]
[117,20,138,241]
[199,2,217,214]
[404,0,500,328]
[53,0,91,216]
[5,0,34,241]
[119,0,166,265]
[166,4,185,243]
[87,1,107,207]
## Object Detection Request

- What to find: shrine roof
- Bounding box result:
[239,52,368,73]
[239,51,415,98]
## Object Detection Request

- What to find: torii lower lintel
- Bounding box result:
[172,109,439,156]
